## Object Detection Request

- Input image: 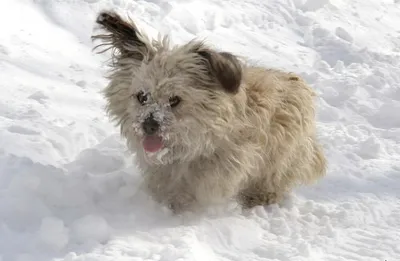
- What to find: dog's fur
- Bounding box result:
[92,11,327,213]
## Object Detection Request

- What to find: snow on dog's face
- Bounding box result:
[93,11,243,165]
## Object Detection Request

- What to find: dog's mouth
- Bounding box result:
[142,135,164,153]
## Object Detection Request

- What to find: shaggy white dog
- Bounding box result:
[92,11,327,213]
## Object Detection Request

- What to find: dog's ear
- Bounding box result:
[92,11,154,63]
[197,49,242,94]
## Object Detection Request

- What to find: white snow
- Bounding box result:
[38,217,69,251]
[0,0,400,260]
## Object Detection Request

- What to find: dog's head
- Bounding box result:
[93,11,244,165]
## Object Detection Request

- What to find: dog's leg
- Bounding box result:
[144,171,198,214]
[189,166,246,208]
[236,167,289,209]
[167,190,197,214]
[237,184,284,209]
[238,137,327,209]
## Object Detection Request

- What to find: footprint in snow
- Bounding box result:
[7,125,40,135]
[0,44,9,55]
[75,80,87,88]
[28,91,48,104]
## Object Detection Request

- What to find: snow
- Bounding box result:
[0,0,399,260]
[38,217,69,251]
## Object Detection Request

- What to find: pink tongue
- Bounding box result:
[143,136,163,152]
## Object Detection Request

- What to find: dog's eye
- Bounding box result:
[136,91,148,105]
[169,96,181,108]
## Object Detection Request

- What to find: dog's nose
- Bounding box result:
[142,115,160,135]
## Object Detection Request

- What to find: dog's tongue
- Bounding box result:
[143,135,163,153]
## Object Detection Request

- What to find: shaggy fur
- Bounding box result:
[92,10,327,213]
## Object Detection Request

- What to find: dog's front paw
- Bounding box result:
[167,193,196,214]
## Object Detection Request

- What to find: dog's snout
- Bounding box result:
[142,115,160,135]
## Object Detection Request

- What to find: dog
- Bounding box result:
[92,10,327,213]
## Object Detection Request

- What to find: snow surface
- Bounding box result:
[1,0,400,260]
